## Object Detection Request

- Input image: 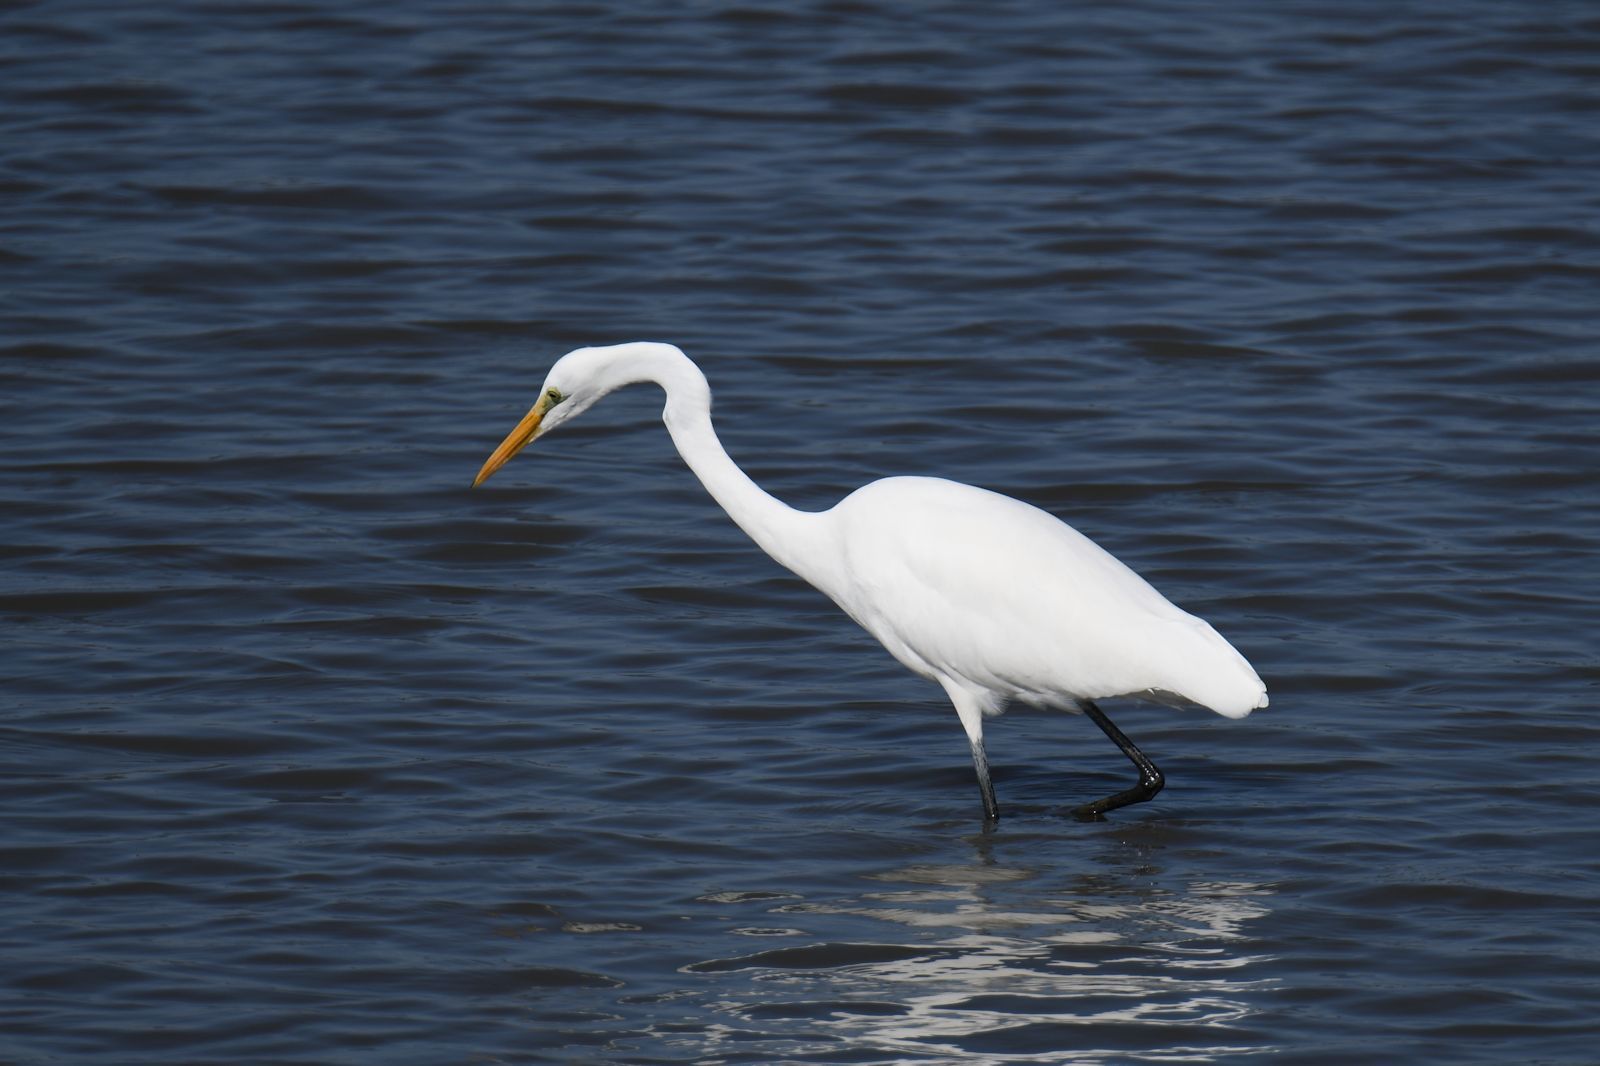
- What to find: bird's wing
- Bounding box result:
[829,477,1263,715]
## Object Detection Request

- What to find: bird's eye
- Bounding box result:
[545,387,565,406]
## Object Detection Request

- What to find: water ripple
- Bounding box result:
[2,0,1598,1062]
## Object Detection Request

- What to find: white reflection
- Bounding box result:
[693,856,1277,1064]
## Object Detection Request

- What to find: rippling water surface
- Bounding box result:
[4,1,1599,1062]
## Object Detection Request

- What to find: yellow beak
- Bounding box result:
[472,398,548,487]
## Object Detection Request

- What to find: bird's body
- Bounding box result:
[473,342,1266,820]
[813,475,1263,720]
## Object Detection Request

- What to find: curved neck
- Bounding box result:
[631,347,828,583]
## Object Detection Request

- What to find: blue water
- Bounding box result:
[3,1,1599,1062]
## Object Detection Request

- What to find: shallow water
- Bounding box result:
[3,1,1599,1062]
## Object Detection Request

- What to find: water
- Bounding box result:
[3,1,1598,1062]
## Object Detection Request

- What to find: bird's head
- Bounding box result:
[471,342,687,488]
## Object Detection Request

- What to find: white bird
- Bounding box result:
[473,342,1266,820]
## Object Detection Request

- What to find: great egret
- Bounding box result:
[473,342,1266,820]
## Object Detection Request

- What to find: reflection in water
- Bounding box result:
[685,848,1277,1063]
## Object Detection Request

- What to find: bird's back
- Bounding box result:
[815,476,1266,718]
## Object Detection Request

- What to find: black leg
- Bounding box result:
[1072,699,1165,818]
[969,736,1000,822]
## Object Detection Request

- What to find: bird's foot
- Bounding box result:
[1069,769,1164,820]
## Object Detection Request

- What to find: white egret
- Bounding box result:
[473,342,1266,820]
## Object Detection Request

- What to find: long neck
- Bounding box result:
[642,349,829,583]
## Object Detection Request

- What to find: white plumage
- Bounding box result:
[474,342,1266,820]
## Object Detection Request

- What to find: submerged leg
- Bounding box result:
[968,734,1000,823]
[1073,699,1165,818]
